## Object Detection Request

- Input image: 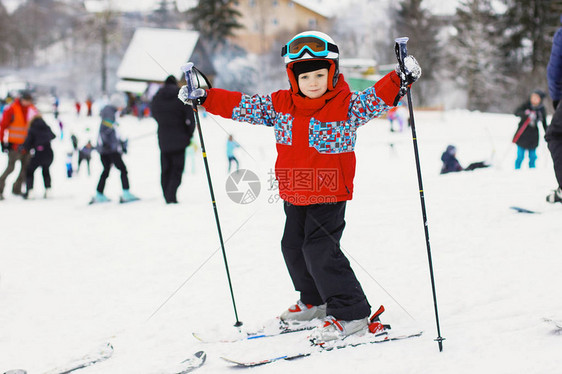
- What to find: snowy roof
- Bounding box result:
[117,28,200,83]
[115,80,148,95]
[291,0,338,18]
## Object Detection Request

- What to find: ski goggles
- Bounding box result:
[281,35,339,59]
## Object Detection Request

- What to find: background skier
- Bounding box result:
[512,90,547,169]
[0,90,36,200]
[91,93,137,204]
[226,134,240,172]
[21,112,56,199]
[77,140,94,176]
[151,75,196,204]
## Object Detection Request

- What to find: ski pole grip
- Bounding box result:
[394,37,409,70]
[181,62,197,93]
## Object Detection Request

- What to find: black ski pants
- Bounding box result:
[548,138,562,189]
[77,154,91,175]
[97,152,129,193]
[160,149,186,203]
[281,201,371,321]
[26,147,53,191]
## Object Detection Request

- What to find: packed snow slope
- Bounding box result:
[1,101,561,373]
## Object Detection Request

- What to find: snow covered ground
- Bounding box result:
[1,101,561,373]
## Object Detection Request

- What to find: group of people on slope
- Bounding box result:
[0,91,55,200]
[440,22,562,206]
[0,78,201,206]
[0,91,140,203]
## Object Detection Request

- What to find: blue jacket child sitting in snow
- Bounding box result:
[440,145,463,174]
[440,145,489,174]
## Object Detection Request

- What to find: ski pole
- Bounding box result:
[395,37,445,352]
[181,63,243,328]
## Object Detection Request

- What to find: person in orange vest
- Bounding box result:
[85,96,93,117]
[0,90,37,200]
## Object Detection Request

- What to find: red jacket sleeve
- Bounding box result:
[202,88,243,119]
[374,71,402,106]
[0,105,14,142]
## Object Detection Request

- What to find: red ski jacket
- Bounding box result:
[202,71,402,205]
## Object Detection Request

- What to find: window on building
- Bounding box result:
[273,0,278,6]
[308,18,317,29]
[272,18,278,26]
[249,0,256,7]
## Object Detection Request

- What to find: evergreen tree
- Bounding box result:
[152,0,181,28]
[450,0,504,111]
[186,0,243,52]
[394,0,441,106]
[500,0,559,74]
[498,0,561,105]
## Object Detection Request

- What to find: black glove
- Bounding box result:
[121,139,128,154]
[1,142,9,153]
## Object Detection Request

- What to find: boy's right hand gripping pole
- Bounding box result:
[180,63,206,106]
[394,37,445,352]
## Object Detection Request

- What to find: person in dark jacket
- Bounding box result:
[21,114,56,199]
[440,144,490,174]
[90,93,138,204]
[546,20,562,203]
[547,16,562,110]
[546,106,562,202]
[512,90,547,170]
[151,75,196,204]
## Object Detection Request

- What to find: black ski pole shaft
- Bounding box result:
[181,63,243,328]
[395,37,444,351]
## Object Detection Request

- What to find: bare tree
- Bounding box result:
[393,0,442,106]
[449,0,505,111]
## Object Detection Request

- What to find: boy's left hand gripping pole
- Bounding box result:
[180,63,243,328]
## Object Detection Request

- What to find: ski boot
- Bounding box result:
[89,192,110,204]
[280,300,326,323]
[23,189,32,200]
[119,189,139,203]
[309,316,368,345]
[546,187,562,203]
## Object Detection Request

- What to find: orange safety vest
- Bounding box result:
[7,101,33,145]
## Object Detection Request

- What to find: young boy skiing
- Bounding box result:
[179,31,421,344]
